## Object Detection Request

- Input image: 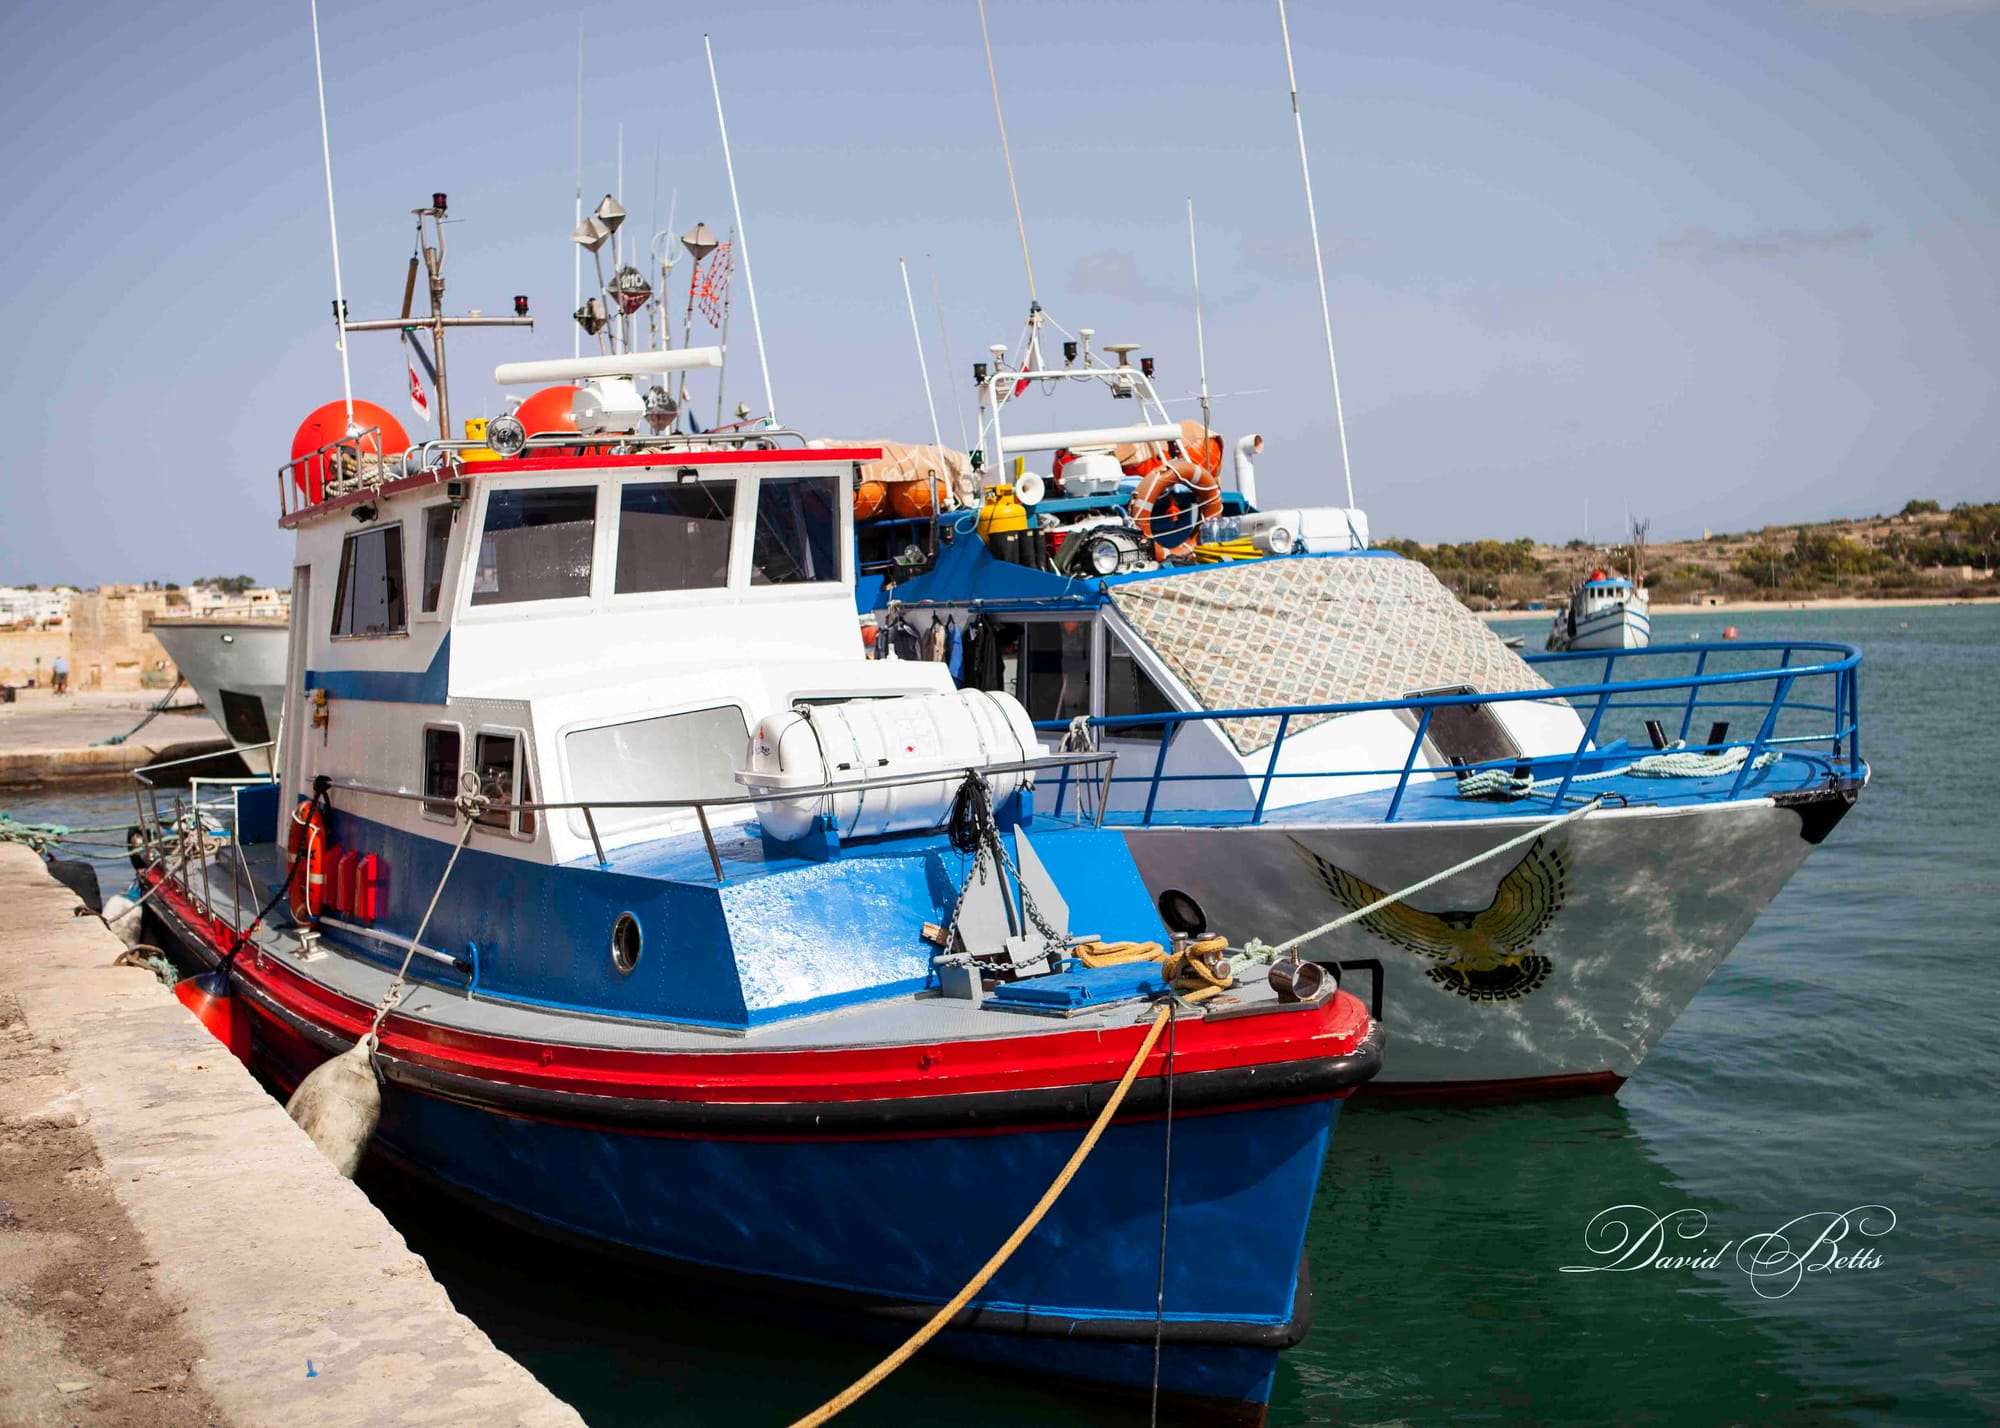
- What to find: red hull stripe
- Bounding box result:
[280,448,885,528]
[153,877,1371,1107]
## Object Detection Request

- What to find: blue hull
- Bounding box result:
[364,1085,1337,1414]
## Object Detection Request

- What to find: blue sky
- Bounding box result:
[2,0,1995,586]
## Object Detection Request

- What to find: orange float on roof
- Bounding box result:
[290,400,409,503]
[514,385,581,437]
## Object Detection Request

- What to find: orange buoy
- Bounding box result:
[514,384,581,437]
[290,401,410,504]
[887,478,944,519]
[174,970,253,1065]
[1722,626,1739,640]
[288,801,327,924]
[854,480,888,522]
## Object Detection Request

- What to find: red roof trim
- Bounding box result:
[278,448,881,530]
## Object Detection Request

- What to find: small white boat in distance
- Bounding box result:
[148,617,289,774]
[1547,569,1651,651]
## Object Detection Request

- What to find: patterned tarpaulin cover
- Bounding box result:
[1109,555,1552,755]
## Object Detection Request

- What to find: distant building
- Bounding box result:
[0,586,71,628]
[180,584,290,620]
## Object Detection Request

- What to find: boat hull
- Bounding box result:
[1546,603,1651,651]
[1119,790,1851,1097]
[146,887,1378,1421]
[148,620,289,774]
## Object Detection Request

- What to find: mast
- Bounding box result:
[1277,0,1357,510]
[705,36,776,426]
[977,0,1043,370]
[573,28,583,359]
[900,256,948,524]
[1187,198,1211,464]
[308,0,355,432]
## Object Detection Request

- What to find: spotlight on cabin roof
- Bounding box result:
[680,221,719,263]
[594,193,627,234]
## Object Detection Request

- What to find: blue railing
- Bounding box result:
[1037,640,1862,826]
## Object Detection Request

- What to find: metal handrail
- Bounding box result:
[322,748,1118,878]
[1038,640,1861,826]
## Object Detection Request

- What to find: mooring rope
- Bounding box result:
[91,675,188,747]
[1454,745,1776,801]
[363,792,485,1040]
[1237,796,1604,969]
[787,1002,1175,1428]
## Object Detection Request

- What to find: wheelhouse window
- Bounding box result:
[615,479,734,594]
[420,504,454,613]
[1021,621,1090,723]
[330,525,406,637]
[471,487,596,605]
[750,474,839,586]
[473,731,535,835]
[565,706,750,835]
[1104,638,1174,741]
[422,725,461,820]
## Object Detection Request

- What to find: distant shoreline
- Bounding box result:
[1478,594,2000,623]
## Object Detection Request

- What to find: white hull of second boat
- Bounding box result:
[148,619,289,775]
[1547,601,1651,651]
[1119,793,1845,1097]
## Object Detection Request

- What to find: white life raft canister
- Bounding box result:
[740,689,1043,842]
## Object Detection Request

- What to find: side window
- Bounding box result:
[750,474,839,586]
[615,480,734,593]
[565,706,750,835]
[330,525,406,637]
[1104,638,1174,741]
[1021,621,1090,723]
[1403,686,1521,775]
[471,487,596,605]
[473,731,536,835]
[422,725,461,819]
[420,504,454,613]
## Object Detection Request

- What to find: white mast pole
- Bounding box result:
[1187,197,1211,455]
[1277,0,1356,510]
[704,35,776,427]
[573,28,583,359]
[899,257,948,518]
[308,0,354,432]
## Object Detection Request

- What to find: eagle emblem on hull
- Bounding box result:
[1294,836,1571,1003]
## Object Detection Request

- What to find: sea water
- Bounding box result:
[10,604,1994,1425]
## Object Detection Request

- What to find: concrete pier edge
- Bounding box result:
[0,843,586,1427]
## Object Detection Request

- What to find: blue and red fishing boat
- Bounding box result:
[134,199,1379,1422]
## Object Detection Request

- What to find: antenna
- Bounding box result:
[1187,197,1211,459]
[929,258,971,453]
[977,0,1038,315]
[573,27,583,359]
[1277,0,1356,510]
[308,0,354,431]
[899,257,948,521]
[704,36,776,427]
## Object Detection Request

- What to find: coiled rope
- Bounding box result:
[787,1002,1175,1428]
[1454,745,1777,801]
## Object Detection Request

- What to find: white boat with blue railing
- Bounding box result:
[129,196,1383,1421]
[1547,568,1652,651]
[871,329,1865,1100]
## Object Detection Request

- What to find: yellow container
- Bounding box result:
[459,418,501,463]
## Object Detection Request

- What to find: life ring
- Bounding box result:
[287,800,327,924]
[1130,456,1223,560]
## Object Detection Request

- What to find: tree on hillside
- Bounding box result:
[196,574,258,596]
[1900,499,1941,517]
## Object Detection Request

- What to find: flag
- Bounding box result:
[407,348,431,424]
[695,242,734,326]
[404,328,434,424]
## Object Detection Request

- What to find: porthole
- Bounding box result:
[610,912,642,974]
